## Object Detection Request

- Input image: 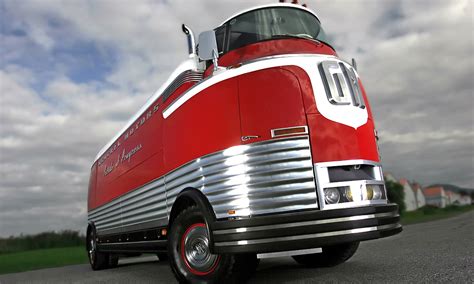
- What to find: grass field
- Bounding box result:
[401,205,474,225]
[0,246,88,275]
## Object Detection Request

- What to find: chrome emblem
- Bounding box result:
[319,61,365,109]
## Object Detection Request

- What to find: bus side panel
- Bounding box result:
[163,78,241,177]
[94,103,164,209]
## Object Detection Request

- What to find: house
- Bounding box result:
[423,186,448,208]
[446,190,461,205]
[400,179,418,211]
[411,182,426,208]
[458,194,472,205]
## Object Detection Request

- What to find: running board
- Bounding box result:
[97,240,167,253]
[257,247,322,259]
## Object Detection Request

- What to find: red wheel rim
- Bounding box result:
[180,223,220,276]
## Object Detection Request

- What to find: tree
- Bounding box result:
[385,180,406,215]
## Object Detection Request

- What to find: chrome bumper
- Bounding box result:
[210,204,401,254]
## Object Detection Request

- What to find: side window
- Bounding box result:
[214,25,226,55]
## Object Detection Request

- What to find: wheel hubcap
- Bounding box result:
[181,223,219,275]
[88,232,96,264]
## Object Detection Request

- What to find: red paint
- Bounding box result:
[238,67,307,144]
[204,38,336,78]
[88,38,380,211]
[180,223,220,276]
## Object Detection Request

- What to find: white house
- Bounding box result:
[400,179,418,211]
[423,186,449,208]
[411,182,426,208]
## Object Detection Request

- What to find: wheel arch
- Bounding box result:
[168,188,217,230]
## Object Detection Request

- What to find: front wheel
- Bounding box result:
[292,242,360,267]
[168,205,258,283]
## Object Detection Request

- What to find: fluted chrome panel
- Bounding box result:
[88,177,167,235]
[165,136,318,219]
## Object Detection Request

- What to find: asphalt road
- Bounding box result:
[1,211,473,283]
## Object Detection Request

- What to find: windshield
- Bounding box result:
[216,7,333,54]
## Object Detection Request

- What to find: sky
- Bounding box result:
[0,0,472,237]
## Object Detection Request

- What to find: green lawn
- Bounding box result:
[0,246,88,275]
[401,205,474,225]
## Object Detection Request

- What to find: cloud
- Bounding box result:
[0,0,473,237]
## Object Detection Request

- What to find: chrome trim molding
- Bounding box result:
[88,177,168,234]
[213,211,398,235]
[314,159,387,210]
[165,135,318,219]
[214,223,401,247]
[89,136,318,235]
[271,125,308,138]
[257,247,322,259]
[161,70,203,102]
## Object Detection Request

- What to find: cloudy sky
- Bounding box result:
[0,0,472,237]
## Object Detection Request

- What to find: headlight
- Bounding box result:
[343,187,353,202]
[366,184,383,200]
[324,188,341,204]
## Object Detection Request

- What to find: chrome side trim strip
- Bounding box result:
[88,177,168,234]
[213,212,398,235]
[89,136,318,234]
[257,247,322,259]
[214,223,402,247]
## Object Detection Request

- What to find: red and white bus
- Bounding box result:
[86,3,401,282]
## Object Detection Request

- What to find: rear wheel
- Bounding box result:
[292,242,360,267]
[86,226,118,270]
[168,205,258,283]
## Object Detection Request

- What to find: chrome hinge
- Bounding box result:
[241,135,260,142]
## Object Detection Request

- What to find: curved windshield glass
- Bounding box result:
[218,7,332,53]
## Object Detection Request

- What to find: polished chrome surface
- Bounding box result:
[314,160,387,210]
[319,61,365,108]
[257,247,322,259]
[183,225,218,272]
[161,70,203,102]
[182,24,197,56]
[165,136,318,219]
[213,211,398,235]
[89,136,317,234]
[88,177,168,235]
[214,223,402,247]
[241,135,260,142]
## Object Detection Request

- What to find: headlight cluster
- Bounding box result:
[323,184,385,205]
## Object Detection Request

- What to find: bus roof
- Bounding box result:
[218,3,321,27]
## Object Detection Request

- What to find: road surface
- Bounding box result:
[1,211,473,283]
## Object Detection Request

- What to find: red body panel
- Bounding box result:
[94,102,165,208]
[238,67,307,144]
[88,38,379,211]
[162,79,241,172]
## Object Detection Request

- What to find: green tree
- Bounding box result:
[385,180,406,215]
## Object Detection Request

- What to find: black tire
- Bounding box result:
[157,252,169,261]
[168,205,258,283]
[86,226,118,270]
[292,242,360,268]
